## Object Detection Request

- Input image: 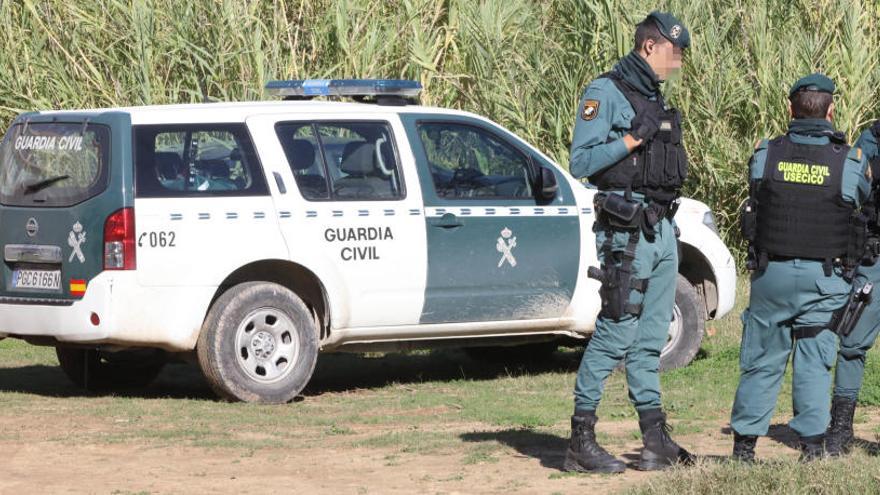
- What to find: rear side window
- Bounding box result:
[134,124,268,198]
[276,121,404,201]
[0,122,110,207]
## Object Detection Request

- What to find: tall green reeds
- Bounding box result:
[1,0,879,261]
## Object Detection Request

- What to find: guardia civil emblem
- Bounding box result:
[669,25,682,39]
[496,228,517,268]
[68,221,87,263]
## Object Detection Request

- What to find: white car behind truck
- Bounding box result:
[0,80,736,402]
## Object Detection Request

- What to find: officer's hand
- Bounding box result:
[630,109,662,143]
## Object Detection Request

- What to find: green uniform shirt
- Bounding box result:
[855,126,879,163]
[569,78,649,179]
[749,133,870,207]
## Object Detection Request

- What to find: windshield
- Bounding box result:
[0,122,110,207]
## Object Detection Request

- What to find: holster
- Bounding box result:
[831,282,873,338]
[589,227,649,321]
[588,262,648,321]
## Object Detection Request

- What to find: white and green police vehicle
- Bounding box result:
[0,80,736,403]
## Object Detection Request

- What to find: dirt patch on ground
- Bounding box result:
[3,412,874,495]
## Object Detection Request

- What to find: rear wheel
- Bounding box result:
[197,282,318,403]
[55,347,167,391]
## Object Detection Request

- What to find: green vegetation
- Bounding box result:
[2,0,879,260]
[628,455,880,495]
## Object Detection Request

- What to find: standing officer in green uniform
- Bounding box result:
[563,12,693,473]
[826,121,880,456]
[731,74,870,462]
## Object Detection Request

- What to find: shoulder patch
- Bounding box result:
[857,147,863,161]
[582,100,600,121]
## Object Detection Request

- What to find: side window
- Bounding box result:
[417,122,532,199]
[135,124,268,198]
[275,124,329,200]
[275,121,404,201]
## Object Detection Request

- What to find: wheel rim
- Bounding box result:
[663,304,683,357]
[234,307,300,384]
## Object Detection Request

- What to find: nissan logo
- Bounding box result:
[25,218,38,237]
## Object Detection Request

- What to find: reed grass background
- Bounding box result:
[1,0,879,260]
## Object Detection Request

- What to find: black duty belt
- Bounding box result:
[766,254,843,263]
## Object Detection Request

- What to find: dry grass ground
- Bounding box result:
[1,279,880,493]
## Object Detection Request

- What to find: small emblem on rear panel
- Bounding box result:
[68,222,87,263]
[496,227,518,268]
[25,218,38,237]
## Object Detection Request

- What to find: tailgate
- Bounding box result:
[0,112,132,302]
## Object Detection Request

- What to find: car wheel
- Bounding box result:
[197,282,318,403]
[659,274,705,371]
[55,347,167,391]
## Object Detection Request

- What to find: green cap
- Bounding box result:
[789,73,836,99]
[646,11,690,49]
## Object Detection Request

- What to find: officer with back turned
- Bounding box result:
[564,12,693,473]
[732,74,870,462]
[826,120,880,456]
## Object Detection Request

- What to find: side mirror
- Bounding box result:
[538,166,558,200]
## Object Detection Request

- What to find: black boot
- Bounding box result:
[732,432,757,463]
[799,434,826,462]
[563,410,626,473]
[825,396,857,457]
[637,409,695,470]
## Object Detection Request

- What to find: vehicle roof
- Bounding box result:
[25,99,564,171]
[35,100,485,126]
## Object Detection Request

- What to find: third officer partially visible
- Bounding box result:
[564,12,693,473]
[731,73,870,462]
[826,119,880,456]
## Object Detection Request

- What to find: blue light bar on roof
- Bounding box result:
[265,79,422,98]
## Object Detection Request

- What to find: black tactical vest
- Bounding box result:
[860,121,880,236]
[870,121,880,180]
[588,72,688,202]
[754,136,853,260]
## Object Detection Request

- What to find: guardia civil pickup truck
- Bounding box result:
[0,80,736,403]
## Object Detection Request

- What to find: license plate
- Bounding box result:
[12,268,61,291]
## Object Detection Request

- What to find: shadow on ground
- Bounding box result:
[305,347,583,394]
[0,346,585,400]
[0,362,214,400]
[460,429,569,469]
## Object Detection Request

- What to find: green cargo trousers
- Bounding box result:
[835,260,880,400]
[731,259,850,438]
[573,216,678,412]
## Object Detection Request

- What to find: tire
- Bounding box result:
[197,282,318,403]
[464,342,558,364]
[659,275,705,371]
[55,347,167,391]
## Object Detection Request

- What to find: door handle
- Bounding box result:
[429,213,463,229]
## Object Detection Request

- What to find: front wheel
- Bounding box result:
[659,275,705,371]
[197,282,319,403]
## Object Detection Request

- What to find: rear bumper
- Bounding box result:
[0,272,212,351]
